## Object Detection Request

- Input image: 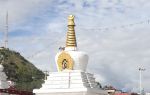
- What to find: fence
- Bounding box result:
[0,89,34,95]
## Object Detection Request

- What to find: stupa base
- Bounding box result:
[34,88,107,95]
[33,70,107,95]
[35,92,105,95]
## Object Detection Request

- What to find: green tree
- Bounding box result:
[0,48,45,91]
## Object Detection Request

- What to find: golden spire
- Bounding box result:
[66,15,77,47]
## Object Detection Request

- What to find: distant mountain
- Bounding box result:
[0,48,45,91]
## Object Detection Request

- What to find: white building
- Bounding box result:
[33,15,107,95]
[0,64,9,95]
[146,93,150,95]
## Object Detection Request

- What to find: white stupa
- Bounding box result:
[0,64,9,89]
[33,15,107,95]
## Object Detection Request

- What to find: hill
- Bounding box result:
[0,48,45,91]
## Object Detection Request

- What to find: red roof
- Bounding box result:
[115,93,130,95]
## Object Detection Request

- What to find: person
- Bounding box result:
[62,59,67,69]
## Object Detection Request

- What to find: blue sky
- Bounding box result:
[1,0,150,92]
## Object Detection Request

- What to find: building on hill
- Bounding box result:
[0,47,4,50]
[0,63,34,95]
[0,64,9,89]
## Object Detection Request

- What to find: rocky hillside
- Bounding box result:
[0,48,45,91]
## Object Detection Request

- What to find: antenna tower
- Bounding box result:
[4,11,8,48]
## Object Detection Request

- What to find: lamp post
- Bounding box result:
[139,67,145,95]
[43,70,49,80]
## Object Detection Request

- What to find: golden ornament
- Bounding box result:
[57,52,74,71]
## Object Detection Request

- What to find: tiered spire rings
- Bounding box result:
[66,15,77,47]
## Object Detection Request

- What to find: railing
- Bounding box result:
[0,89,34,95]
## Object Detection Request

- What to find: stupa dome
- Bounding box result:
[56,51,88,71]
[67,51,88,71]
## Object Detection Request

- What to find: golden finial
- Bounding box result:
[66,15,77,47]
[68,15,75,25]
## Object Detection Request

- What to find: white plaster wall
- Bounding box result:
[67,51,89,71]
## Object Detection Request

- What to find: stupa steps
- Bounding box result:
[47,77,95,81]
[44,80,95,84]
[41,83,97,89]
[42,82,97,86]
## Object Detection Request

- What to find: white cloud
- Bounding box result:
[1,0,150,92]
